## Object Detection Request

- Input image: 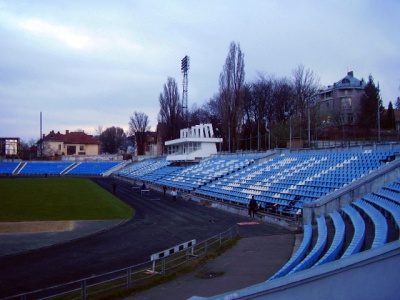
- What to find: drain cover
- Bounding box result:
[196,271,224,279]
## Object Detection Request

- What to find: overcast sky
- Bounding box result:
[1,0,399,142]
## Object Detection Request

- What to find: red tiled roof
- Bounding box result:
[43,131,99,145]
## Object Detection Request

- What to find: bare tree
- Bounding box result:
[158,77,183,141]
[99,127,126,154]
[292,64,320,142]
[273,77,295,124]
[200,94,226,139]
[188,103,211,127]
[249,75,275,149]
[95,125,103,137]
[272,77,295,147]
[129,111,150,155]
[219,41,245,152]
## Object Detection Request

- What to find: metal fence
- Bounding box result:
[5,225,239,300]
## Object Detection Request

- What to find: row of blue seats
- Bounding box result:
[117,158,169,179]
[1,161,123,176]
[66,161,122,175]
[19,162,74,175]
[364,194,400,233]
[140,166,184,182]
[353,199,388,249]
[268,224,313,280]
[197,151,394,203]
[0,162,20,174]
[341,205,365,258]
[314,210,345,266]
[143,156,254,191]
[288,216,328,275]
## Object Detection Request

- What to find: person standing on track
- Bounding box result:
[112,183,117,194]
[163,185,167,196]
[171,187,177,203]
[248,195,257,218]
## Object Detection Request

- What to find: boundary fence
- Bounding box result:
[4,225,239,300]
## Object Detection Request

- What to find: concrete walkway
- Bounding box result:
[126,233,295,300]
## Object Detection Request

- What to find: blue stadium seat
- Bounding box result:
[352,199,388,249]
[0,161,20,174]
[288,216,327,274]
[363,193,400,234]
[341,205,365,258]
[314,210,345,267]
[66,161,122,176]
[19,162,74,175]
[268,224,313,280]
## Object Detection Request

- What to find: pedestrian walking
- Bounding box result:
[163,185,167,196]
[248,195,257,218]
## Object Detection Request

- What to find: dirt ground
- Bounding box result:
[0,221,75,234]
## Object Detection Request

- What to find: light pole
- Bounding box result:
[215,128,222,152]
[284,111,292,148]
[257,116,260,151]
[308,106,311,147]
[265,119,271,150]
[377,96,381,143]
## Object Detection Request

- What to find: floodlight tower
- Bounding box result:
[181,55,190,126]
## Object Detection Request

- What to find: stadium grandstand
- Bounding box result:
[117,145,400,298]
[1,123,400,298]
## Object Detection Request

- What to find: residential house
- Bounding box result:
[316,71,366,127]
[38,130,99,157]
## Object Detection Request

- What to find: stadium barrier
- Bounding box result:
[148,239,196,274]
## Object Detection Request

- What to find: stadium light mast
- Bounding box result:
[181,55,190,127]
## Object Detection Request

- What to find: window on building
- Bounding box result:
[347,113,353,125]
[67,146,76,155]
[79,145,85,151]
[341,97,352,109]
[58,144,62,151]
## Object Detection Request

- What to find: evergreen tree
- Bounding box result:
[357,75,382,132]
[395,96,400,110]
[382,101,396,130]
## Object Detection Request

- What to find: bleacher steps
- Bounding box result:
[61,163,77,175]
[14,162,26,174]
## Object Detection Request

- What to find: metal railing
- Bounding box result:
[4,225,238,300]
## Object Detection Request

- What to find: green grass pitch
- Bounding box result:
[0,178,134,221]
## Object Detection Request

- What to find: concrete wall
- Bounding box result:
[206,200,299,229]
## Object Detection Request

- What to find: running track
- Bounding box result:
[0,177,290,298]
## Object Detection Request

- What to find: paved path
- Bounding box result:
[127,234,295,300]
[0,178,293,299]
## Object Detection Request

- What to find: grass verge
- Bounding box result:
[0,178,134,221]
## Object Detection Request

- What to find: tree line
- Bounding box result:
[22,41,396,157]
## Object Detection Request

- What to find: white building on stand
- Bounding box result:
[165,124,222,163]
